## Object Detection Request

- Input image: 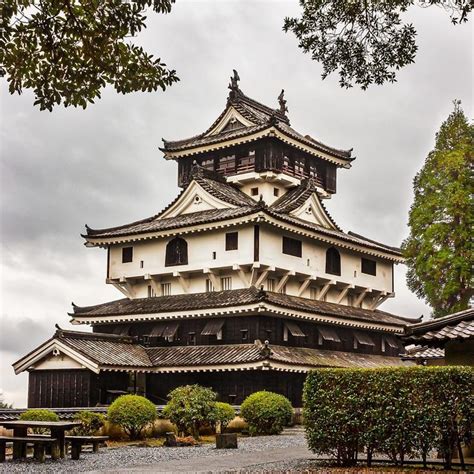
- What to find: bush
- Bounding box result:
[304,367,473,469]
[20,409,59,434]
[162,385,217,438]
[240,391,293,435]
[212,402,236,433]
[72,411,106,436]
[107,395,156,440]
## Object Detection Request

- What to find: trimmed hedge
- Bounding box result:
[241,391,293,435]
[72,411,106,436]
[212,402,235,433]
[107,395,156,440]
[19,409,59,434]
[304,366,473,469]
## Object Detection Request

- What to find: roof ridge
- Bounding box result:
[55,326,136,343]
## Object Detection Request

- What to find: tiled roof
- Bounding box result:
[55,329,153,368]
[35,329,410,371]
[268,345,407,368]
[85,168,257,238]
[401,345,445,360]
[71,288,260,317]
[264,291,418,326]
[146,344,262,367]
[193,170,256,207]
[84,206,257,238]
[270,180,318,213]
[161,89,352,161]
[266,209,402,256]
[70,287,418,327]
[403,308,474,345]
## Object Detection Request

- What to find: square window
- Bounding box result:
[122,247,133,263]
[282,236,302,257]
[161,283,171,296]
[273,188,280,197]
[225,232,238,251]
[361,258,377,276]
[241,329,248,342]
[266,278,276,292]
[251,187,259,196]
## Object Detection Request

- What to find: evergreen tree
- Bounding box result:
[402,101,473,317]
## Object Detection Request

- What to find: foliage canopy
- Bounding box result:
[107,394,156,440]
[162,384,217,438]
[284,1,471,89]
[0,0,179,111]
[402,101,473,317]
[72,410,106,436]
[240,391,293,435]
[304,367,473,469]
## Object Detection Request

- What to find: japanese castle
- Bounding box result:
[14,72,418,408]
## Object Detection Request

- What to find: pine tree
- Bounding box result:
[402,101,473,317]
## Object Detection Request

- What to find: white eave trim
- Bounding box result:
[13,339,100,375]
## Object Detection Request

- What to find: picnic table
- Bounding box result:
[0,420,81,459]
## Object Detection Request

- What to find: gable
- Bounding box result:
[205,106,254,136]
[13,339,100,374]
[159,181,236,219]
[290,194,338,229]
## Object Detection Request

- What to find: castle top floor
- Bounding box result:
[160,71,354,196]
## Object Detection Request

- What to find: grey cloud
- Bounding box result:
[0,317,52,355]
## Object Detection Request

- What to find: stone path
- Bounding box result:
[102,444,313,473]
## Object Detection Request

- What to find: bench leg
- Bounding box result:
[71,442,82,460]
[12,441,25,460]
[0,441,5,462]
[51,442,60,461]
[34,443,46,463]
[93,441,100,453]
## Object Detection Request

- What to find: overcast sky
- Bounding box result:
[0,0,472,407]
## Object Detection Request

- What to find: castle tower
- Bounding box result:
[14,73,418,408]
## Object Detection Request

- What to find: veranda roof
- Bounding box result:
[13,328,410,375]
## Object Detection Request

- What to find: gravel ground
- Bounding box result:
[0,430,306,473]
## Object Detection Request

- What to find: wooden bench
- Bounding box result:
[0,436,59,463]
[65,435,109,460]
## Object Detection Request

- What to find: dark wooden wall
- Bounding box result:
[177,139,337,194]
[146,370,307,406]
[28,370,93,408]
[95,316,402,358]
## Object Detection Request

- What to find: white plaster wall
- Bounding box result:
[240,182,288,205]
[109,226,255,280]
[33,353,84,370]
[259,225,393,294]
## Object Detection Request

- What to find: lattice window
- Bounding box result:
[165,237,188,267]
[325,247,341,276]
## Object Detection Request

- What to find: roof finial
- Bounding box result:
[278,89,288,115]
[228,69,240,91]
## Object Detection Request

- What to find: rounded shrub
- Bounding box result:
[20,409,59,434]
[162,384,217,438]
[212,402,236,433]
[107,395,156,440]
[241,391,293,435]
[73,411,106,436]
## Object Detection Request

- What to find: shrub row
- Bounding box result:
[303,366,473,469]
[18,386,294,441]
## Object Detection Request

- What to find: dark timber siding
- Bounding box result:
[146,370,307,406]
[28,370,93,408]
